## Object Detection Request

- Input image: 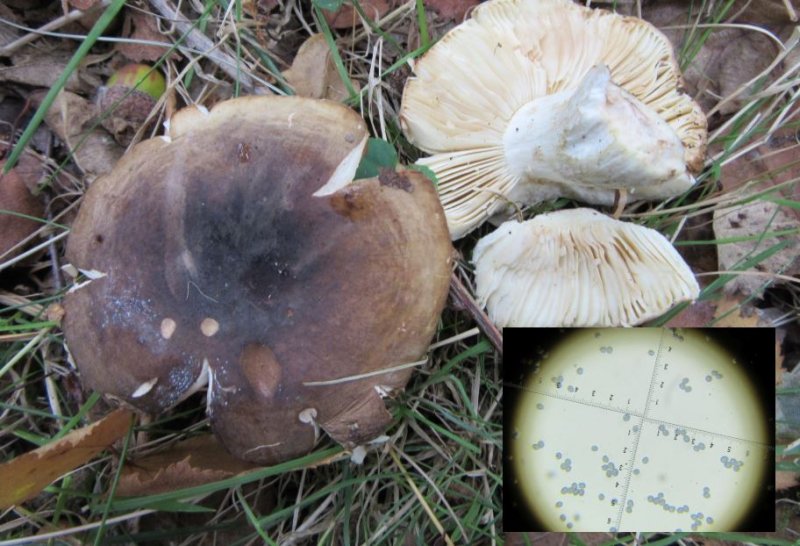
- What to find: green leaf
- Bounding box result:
[407,163,438,186]
[354,138,398,180]
[313,0,344,11]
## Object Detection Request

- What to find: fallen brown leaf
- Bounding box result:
[643,1,780,114]
[713,200,800,296]
[712,294,763,326]
[39,90,124,181]
[712,131,800,297]
[506,533,611,546]
[731,0,799,24]
[0,4,22,47]
[68,0,105,9]
[323,0,391,29]
[117,435,258,497]
[116,10,169,63]
[0,408,134,509]
[425,0,480,21]
[283,34,358,102]
[776,470,800,491]
[0,159,45,259]
[2,49,85,92]
[665,300,717,327]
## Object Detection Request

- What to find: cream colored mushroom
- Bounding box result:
[400,0,708,239]
[472,208,700,326]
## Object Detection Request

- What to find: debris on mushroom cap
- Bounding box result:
[400,0,708,239]
[472,208,700,327]
[62,95,453,464]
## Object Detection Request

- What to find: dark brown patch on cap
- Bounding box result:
[378,168,413,193]
[329,189,370,221]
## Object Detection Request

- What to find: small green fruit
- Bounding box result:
[107,64,166,100]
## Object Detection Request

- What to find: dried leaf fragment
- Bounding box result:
[117,435,257,497]
[712,295,763,327]
[283,34,357,102]
[0,159,45,259]
[425,0,480,21]
[776,471,799,491]
[0,408,133,509]
[116,10,169,62]
[323,0,392,29]
[40,90,124,181]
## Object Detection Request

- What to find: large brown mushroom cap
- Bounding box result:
[63,96,453,464]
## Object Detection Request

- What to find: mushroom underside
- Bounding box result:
[472,209,700,327]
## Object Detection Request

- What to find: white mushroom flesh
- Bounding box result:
[503,65,693,203]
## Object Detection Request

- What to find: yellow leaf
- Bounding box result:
[0,408,133,509]
[713,295,762,327]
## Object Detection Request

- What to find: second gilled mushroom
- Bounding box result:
[472,208,700,327]
[63,96,453,464]
[400,0,708,239]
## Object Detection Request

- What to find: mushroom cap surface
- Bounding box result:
[63,96,453,464]
[472,209,699,327]
[400,0,708,238]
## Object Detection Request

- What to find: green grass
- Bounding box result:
[0,0,798,544]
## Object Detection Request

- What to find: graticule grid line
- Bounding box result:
[614,329,667,529]
[507,383,770,447]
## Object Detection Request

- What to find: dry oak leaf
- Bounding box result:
[0,408,133,509]
[117,435,257,497]
[283,33,358,102]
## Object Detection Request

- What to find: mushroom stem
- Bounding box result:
[503,65,694,204]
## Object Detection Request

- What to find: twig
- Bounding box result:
[781,0,798,22]
[449,271,502,355]
[147,0,256,91]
